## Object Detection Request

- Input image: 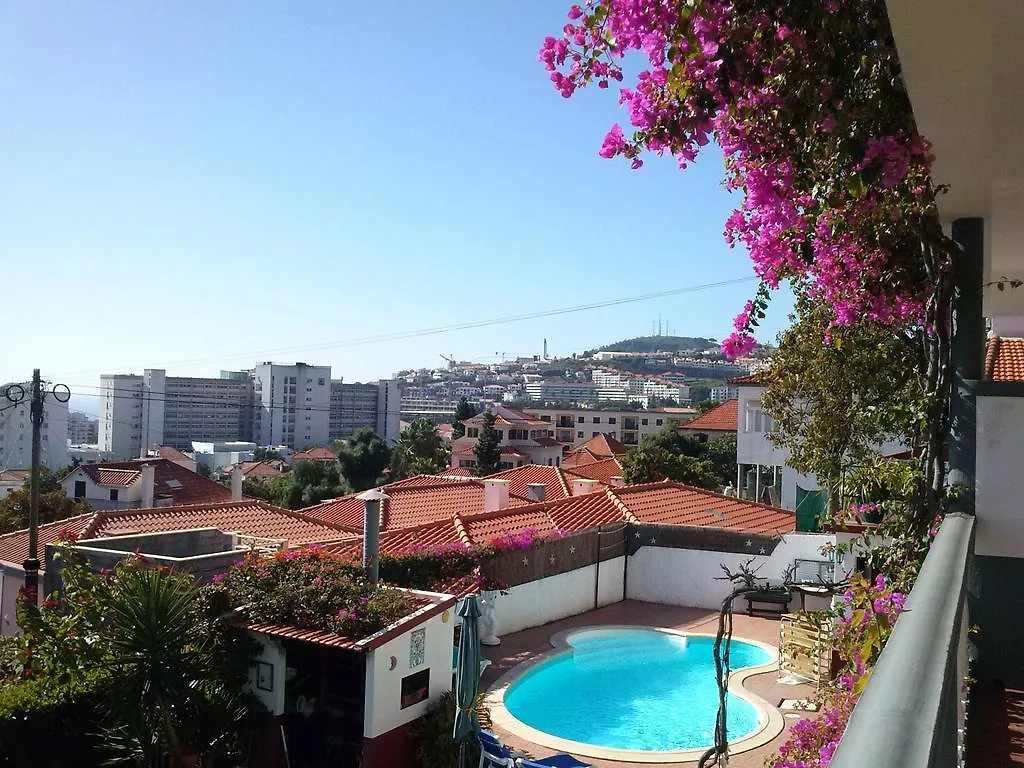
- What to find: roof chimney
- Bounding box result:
[358,489,388,587]
[230,464,243,501]
[139,464,155,509]
[610,475,626,487]
[571,478,600,497]
[483,479,511,512]
[526,483,546,502]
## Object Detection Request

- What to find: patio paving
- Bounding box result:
[480,599,816,767]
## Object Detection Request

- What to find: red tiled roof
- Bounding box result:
[542,492,623,531]
[383,474,472,490]
[564,458,625,486]
[985,337,1024,381]
[728,371,767,385]
[71,459,233,506]
[462,405,548,427]
[0,513,94,566]
[81,500,353,547]
[681,399,738,433]
[0,469,30,484]
[567,433,627,460]
[483,465,571,500]
[323,518,467,560]
[292,447,337,462]
[439,468,478,478]
[239,460,283,479]
[613,482,794,535]
[532,436,564,448]
[462,507,559,543]
[157,446,194,464]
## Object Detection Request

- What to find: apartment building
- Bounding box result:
[68,412,99,445]
[329,379,401,444]
[710,385,739,402]
[450,405,563,470]
[252,363,331,449]
[99,370,253,458]
[523,406,695,447]
[99,365,399,459]
[524,380,598,403]
[0,383,69,470]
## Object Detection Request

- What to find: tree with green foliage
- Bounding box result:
[242,460,348,509]
[335,427,391,492]
[0,490,91,535]
[704,433,738,488]
[390,419,448,480]
[451,397,478,440]
[253,447,283,461]
[695,399,717,415]
[472,411,502,476]
[760,295,924,504]
[30,466,70,494]
[619,426,727,490]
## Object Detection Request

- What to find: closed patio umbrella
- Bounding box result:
[453,595,483,768]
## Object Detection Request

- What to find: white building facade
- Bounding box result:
[252,363,331,449]
[0,383,69,470]
[523,406,693,447]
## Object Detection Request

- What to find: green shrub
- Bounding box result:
[0,668,111,767]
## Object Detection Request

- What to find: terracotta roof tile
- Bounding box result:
[681,399,738,433]
[323,518,465,560]
[239,460,284,479]
[0,513,94,566]
[71,459,232,506]
[292,447,337,462]
[83,500,353,546]
[728,371,767,385]
[439,468,478,478]
[483,465,571,500]
[612,482,794,535]
[985,337,1024,381]
[0,469,30,484]
[461,507,558,543]
[567,433,627,460]
[157,446,194,464]
[563,458,625,485]
[542,492,623,531]
[383,474,472,490]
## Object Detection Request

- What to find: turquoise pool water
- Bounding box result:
[503,628,772,752]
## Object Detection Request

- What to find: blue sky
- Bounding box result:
[0,1,792,412]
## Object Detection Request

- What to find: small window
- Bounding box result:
[318,378,326,386]
[577,416,584,423]
[164,479,183,489]
[656,419,663,426]
[109,488,119,502]
[592,432,599,437]
[74,480,86,498]
[642,418,649,426]
[608,417,616,424]
[592,417,600,424]
[577,431,584,438]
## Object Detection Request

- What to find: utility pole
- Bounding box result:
[25,369,42,605]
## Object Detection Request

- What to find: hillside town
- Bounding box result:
[2,2,1022,768]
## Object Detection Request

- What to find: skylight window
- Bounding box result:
[164,479,183,489]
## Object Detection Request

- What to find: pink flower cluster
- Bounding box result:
[489,527,544,551]
[541,0,935,357]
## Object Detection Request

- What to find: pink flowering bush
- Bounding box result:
[488,526,555,551]
[766,572,907,767]
[541,0,948,357]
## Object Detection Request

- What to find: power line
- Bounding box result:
[50,277,756,378]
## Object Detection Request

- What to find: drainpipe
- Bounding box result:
[357,489,389,587]
[948,217,984,517]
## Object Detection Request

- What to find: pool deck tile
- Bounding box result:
[481,599,816,768]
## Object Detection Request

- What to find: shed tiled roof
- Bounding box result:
[728,371,768,386]
[483,465,571,500]
[541,492,623,531]
[681,399,738,433]
[440,467,477,478]
[238,460,284,479]
[292,447,337,462]
[157,446,194,464]
[985,336,1024,381]
[567,433,627,460]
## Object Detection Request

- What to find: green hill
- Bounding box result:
[596,335,719,354]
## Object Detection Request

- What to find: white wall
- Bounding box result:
[0,388,69,471]
[625,534,849,610]
[245,632,287,715]
[490,560,625,637]
[363,610,454,738]
[976,395,1024,557]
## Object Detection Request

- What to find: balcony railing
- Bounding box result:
[830,512,975,767]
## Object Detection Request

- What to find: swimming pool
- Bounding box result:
[492,627,778,760]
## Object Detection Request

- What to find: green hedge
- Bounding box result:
[0,669,110,767]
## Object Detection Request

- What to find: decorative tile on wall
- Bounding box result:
[409,627,426,668]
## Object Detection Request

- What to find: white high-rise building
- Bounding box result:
[0,382,70,470]
[252,363,331,449]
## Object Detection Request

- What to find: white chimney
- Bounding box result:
[139,464,155,509]
[231,464,243,501]
[526,483,546,502]
[610,475,626,488]
[483,479,511,512]
[572,478,600,497]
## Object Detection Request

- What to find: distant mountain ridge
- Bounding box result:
[596,335,719,354]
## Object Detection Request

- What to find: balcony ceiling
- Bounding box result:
[887,1,1024,315]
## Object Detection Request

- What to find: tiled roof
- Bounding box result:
[157,446,194,464]
[985,337,1024,381]
[439,468,478,478]
[568,433,627,460]
[532,436,564,448]
[323,518,467,560]
[0,469,30,484]
[292,447,337,462]
[0,513,94,566]
[239,460,283,479]
[71,459,232,506]
[462,507,559,543]
[541,492,623,531]
[728,371,767,386]
[613,482,794,535]
[462,405,549,427]
[483,465,571,500]
[682,399,738,432]
[382,474,472,490]
[564,458,625,485]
